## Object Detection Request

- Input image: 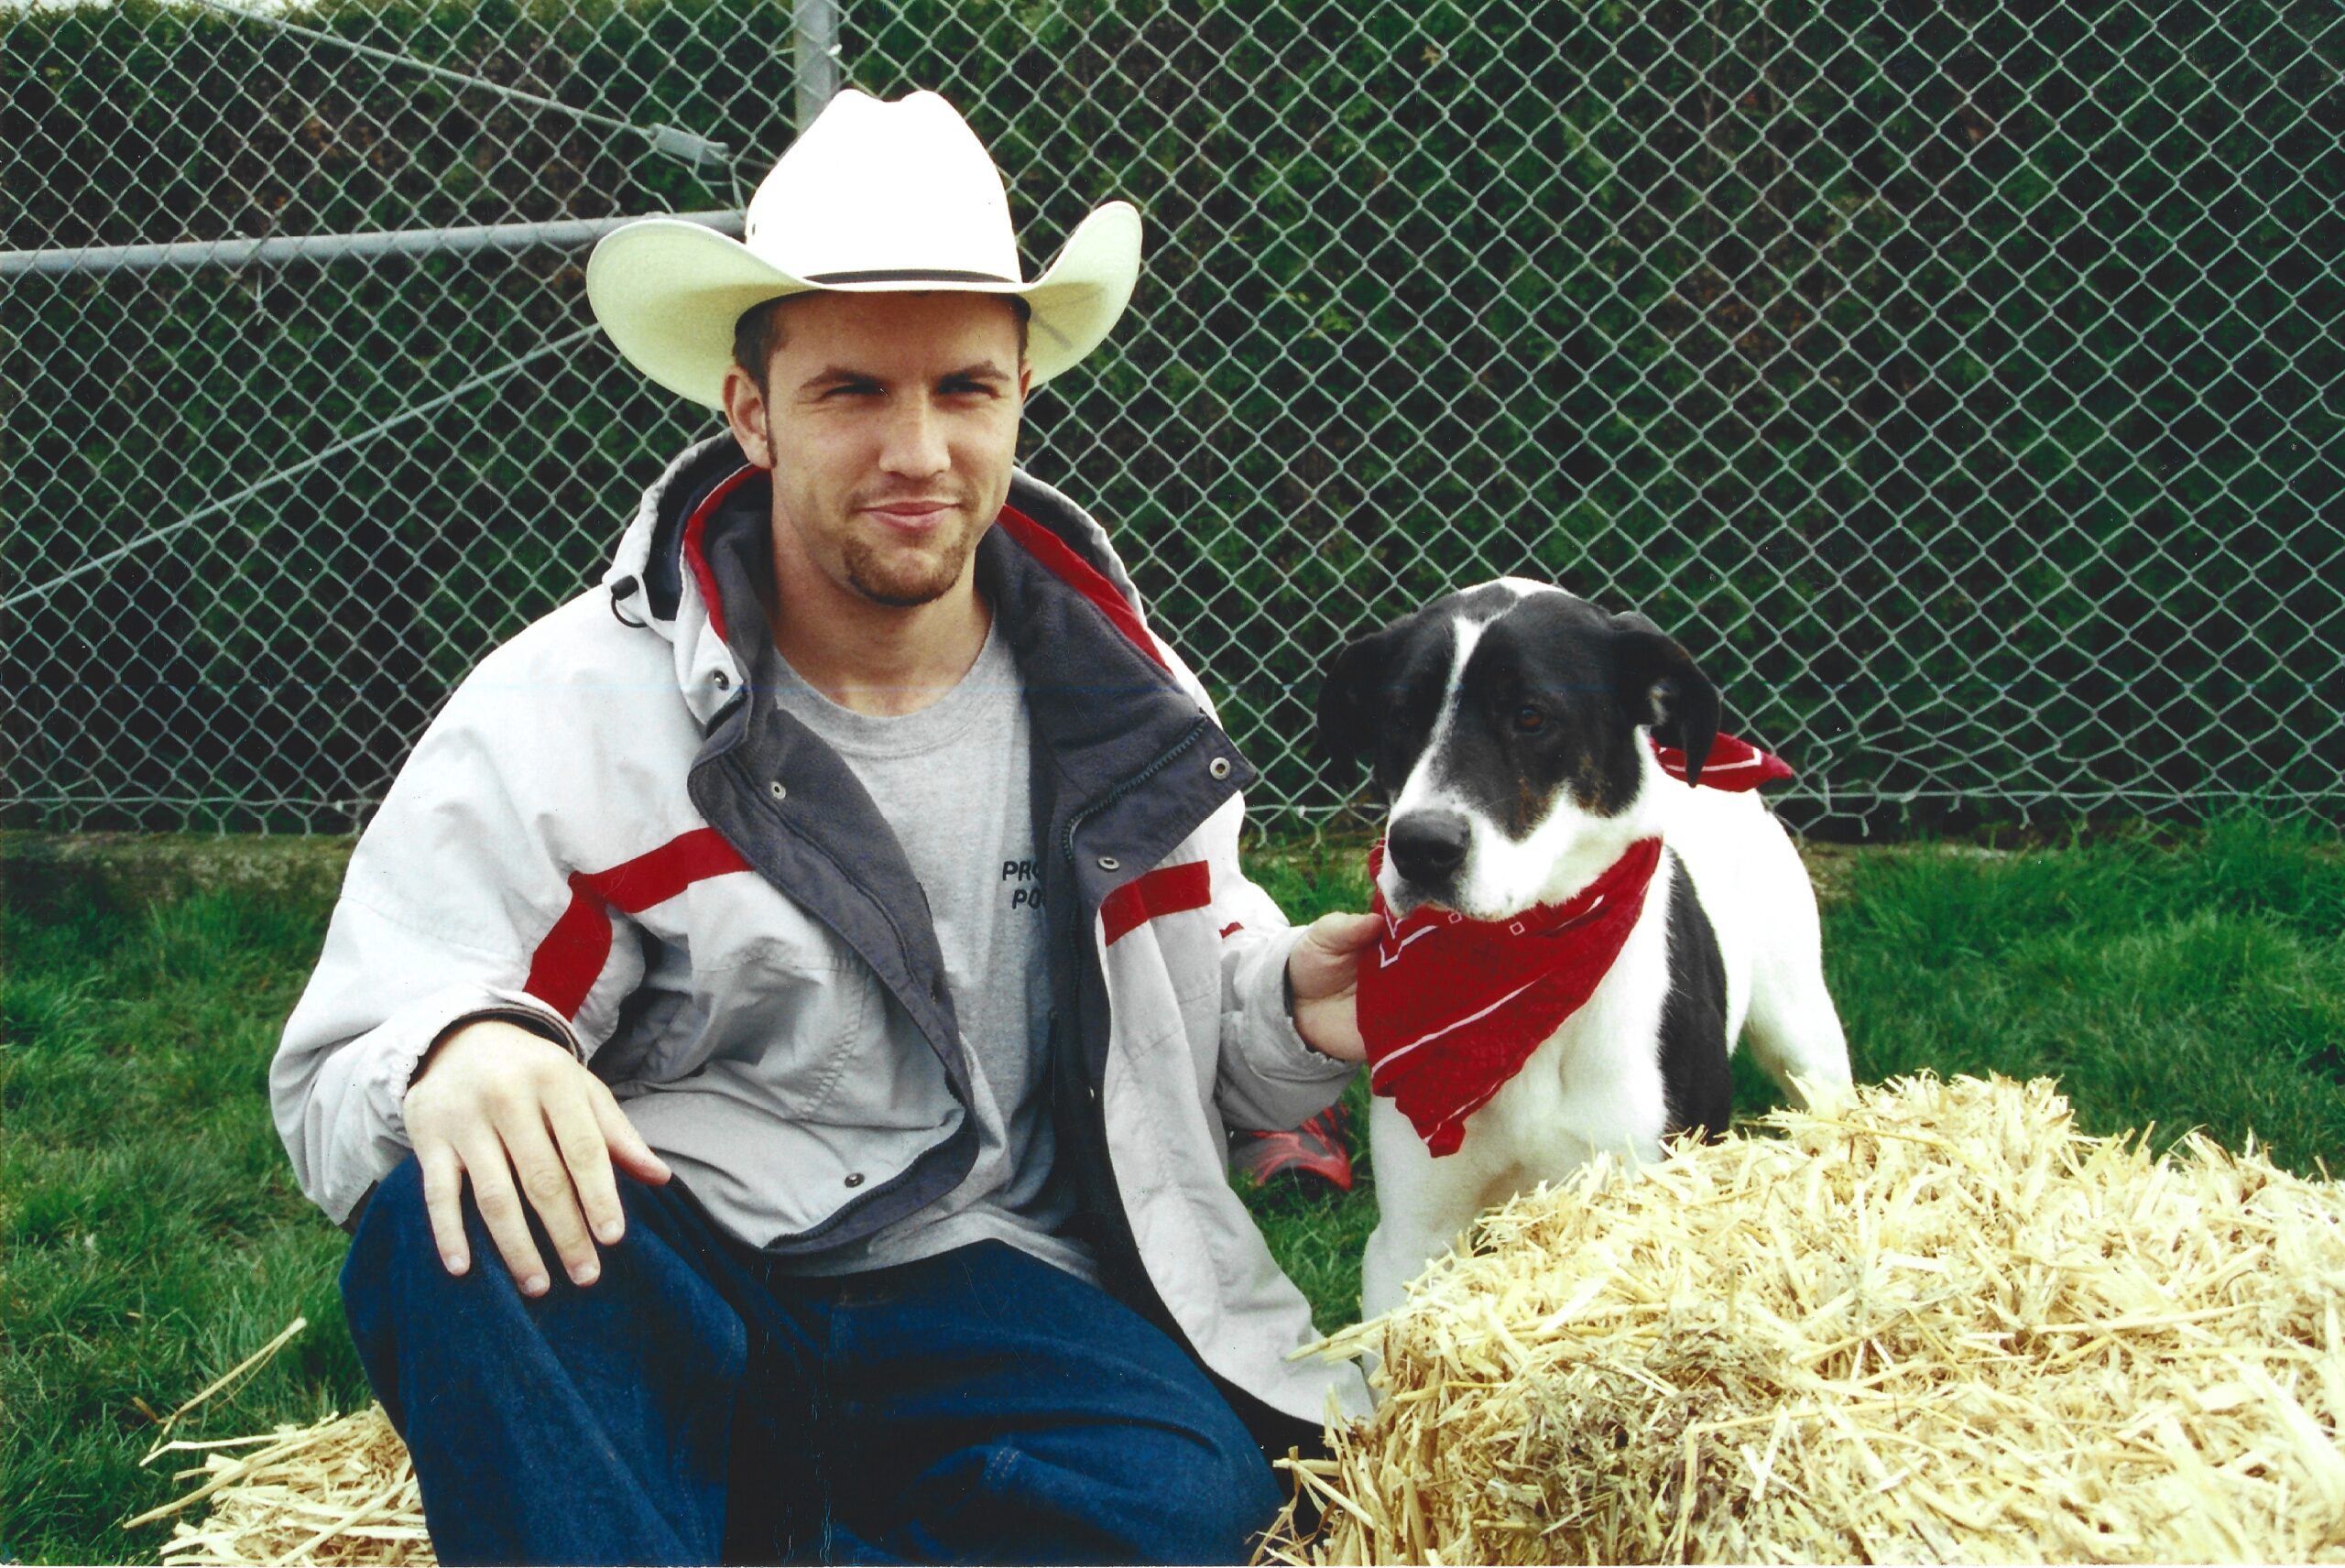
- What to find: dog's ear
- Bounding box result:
[1610,615,1719,787]
[1315,630,1393,772]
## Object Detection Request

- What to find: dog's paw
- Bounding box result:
[1786,1072,1855,1116]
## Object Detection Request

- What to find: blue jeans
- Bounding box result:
[341,1158,1282,1565]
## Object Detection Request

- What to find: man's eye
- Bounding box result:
[1513,705,1545,733]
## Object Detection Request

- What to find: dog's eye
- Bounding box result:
[1512,705,1545,733]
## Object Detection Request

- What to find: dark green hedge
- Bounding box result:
[5,0,2340,831]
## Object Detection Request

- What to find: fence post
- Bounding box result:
[792,0,840,130]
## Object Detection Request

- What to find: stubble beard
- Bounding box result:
[839,517,981,609]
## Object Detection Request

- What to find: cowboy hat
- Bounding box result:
[586,90,1142,408]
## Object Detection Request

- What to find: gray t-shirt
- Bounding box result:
[756,616,1095,1282]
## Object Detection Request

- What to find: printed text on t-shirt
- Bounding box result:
[1003,859,1043,909]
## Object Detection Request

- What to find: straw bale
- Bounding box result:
[1262,1073,2345,1565]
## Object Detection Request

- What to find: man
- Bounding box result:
[272,88,1380,1563]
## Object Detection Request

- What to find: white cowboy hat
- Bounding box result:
[586,89,1142,408]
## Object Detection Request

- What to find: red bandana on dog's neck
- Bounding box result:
[1358,735,1791,1157]
[1362,836,1663,1156]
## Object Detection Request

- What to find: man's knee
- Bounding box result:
[341,1155,446,1310]
[1017,1399,1282,1563]
[345,1154,671,1291]
[1138,1421,1283,1563]
[347,1153,429,1249]
[342,1154,513,1306]
[342,1154,639,1333]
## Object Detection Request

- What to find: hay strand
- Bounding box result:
[138,1317,310,1464]
[1262,1073,2345,1564]
[126,1316,431,1565]
[137,1404,430,1565]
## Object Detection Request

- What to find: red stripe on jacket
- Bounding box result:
[993,504,1168,670]
[1101,861,1213,946]
[525,828,752,1018]
[678,465,762,647]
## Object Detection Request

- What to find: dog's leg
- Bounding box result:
[1359,1097,1491,1319]
[1744,959,1849,1105]
[1738,828,1851,1105]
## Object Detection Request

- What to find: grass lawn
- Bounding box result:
[6,815,2344,1563]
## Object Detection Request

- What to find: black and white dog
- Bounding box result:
[1318,578,1851,1317]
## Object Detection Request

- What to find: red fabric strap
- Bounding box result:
[525,828,752,1018]
[1653,733,1794,789]
[1101,861,1213,946]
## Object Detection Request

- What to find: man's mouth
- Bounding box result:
[862,498,960,535]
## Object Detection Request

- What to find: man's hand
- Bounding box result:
[1285,911,1383,1063]
[401,1018,671,1294]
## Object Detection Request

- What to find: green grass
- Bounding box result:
[1809,815,2345,1168]
[1,886,367,1563]
[7,817,2345,1561]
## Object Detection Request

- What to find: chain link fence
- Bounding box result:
[5,0,2340,835]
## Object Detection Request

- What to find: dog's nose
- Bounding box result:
[1388,811,1471,885]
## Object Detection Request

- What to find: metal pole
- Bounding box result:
[793,0,841,131]
[0,212,745,280]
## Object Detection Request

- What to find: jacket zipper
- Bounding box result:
[1058,715,1212,871]
[1053,711,1224,1353]
[1058,713,1211,1112]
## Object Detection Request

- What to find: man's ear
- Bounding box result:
[1610,615,1719,786]
[720,364,775,471]
[1315,629,1394,774]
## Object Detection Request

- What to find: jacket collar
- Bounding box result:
[604,436,1162,657]
[686,473,1238,811]
[616,436,1249,819]
[602,433,750,636]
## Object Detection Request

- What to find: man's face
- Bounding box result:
[722,290,1030,611]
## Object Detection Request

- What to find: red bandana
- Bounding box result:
[1652,732,1794,789]
[1358,735,1791,1157]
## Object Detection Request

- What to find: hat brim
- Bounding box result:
[585,201,1141,408]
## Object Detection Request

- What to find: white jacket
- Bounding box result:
[273,437,1373,1428]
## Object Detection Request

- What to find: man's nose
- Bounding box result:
[878,398,951,478]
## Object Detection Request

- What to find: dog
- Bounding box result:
[1317,577,1851,1317]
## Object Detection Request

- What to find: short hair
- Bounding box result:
[730,293,1031,390]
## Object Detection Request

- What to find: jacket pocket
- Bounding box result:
[631,878,886,1119]
[691,950,878,1118]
